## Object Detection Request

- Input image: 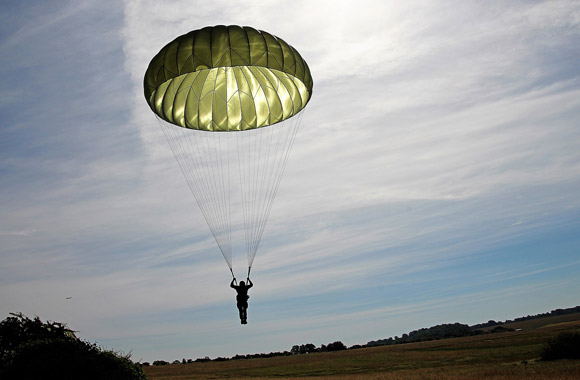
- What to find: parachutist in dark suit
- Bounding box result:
[231,278,253,324]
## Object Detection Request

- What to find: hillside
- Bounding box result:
[366,306,580,348]
[143,310,580,380]
[497,312,580,331]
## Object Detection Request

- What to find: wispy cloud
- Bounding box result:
[1,0,579,362]
[0,229,35,237]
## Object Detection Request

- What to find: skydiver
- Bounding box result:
[230,277,253,324]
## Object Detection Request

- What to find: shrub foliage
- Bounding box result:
[0,313,146,380]
[542,331,580,361]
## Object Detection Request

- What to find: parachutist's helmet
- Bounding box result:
[240,281,246,286]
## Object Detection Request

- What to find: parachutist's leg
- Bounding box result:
[241,306,247,324]
[237,305,243,322]
[236,301,248,324]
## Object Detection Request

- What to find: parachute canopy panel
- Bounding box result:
[144,25,313,131]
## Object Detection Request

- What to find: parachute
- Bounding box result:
[144,25,313,277]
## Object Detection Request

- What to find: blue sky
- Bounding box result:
[1,0,580,362]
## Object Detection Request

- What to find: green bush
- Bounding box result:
[0,312,76,362]
[0,313,146,380]
[541,331,580,361]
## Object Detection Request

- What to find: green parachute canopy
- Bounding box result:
[144,26,313,276]
[144,25,313,131]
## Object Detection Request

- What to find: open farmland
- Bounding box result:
[144,314,580,380]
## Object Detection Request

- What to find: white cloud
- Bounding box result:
[1,0,580,362]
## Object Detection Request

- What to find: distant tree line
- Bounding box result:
[367,306,580,349]
[470,306,580,329]
[143,342,349,366]
[366,323,494,347]
[142,351,296,366]
[145,305,580,365]
[290,341,348,354]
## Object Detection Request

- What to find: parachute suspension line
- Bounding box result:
[236,110,305,269]
[214,69,233,264]
[156,116,233,269]
[224,69,233,270]
[211,131,231,264]
[256,111,303,255]
[225,134,232,266]
[196,68,230,264]
[252,111,303,263]
[237,127,259,267]
[236,66,264,267]
[247,123,274,262]
[244,70,306,268]
[238,129,252,265]
[188,129,229,266]
[202,130,233,267]
[249,121,265,263]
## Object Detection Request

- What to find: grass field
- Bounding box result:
[143,313,580,380]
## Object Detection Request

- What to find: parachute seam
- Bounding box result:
[227,26,233,77]
[175,32,184,75]
[157,118,230,266]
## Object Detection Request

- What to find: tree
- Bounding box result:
[542,332,580,361]
[300,343,317,354]
[326,341,347,351]
[0,313,146,380]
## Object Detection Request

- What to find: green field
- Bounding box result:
[144,313,580,380]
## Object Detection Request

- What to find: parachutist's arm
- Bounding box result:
[230,278,237,288]
[247,278,253,288]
